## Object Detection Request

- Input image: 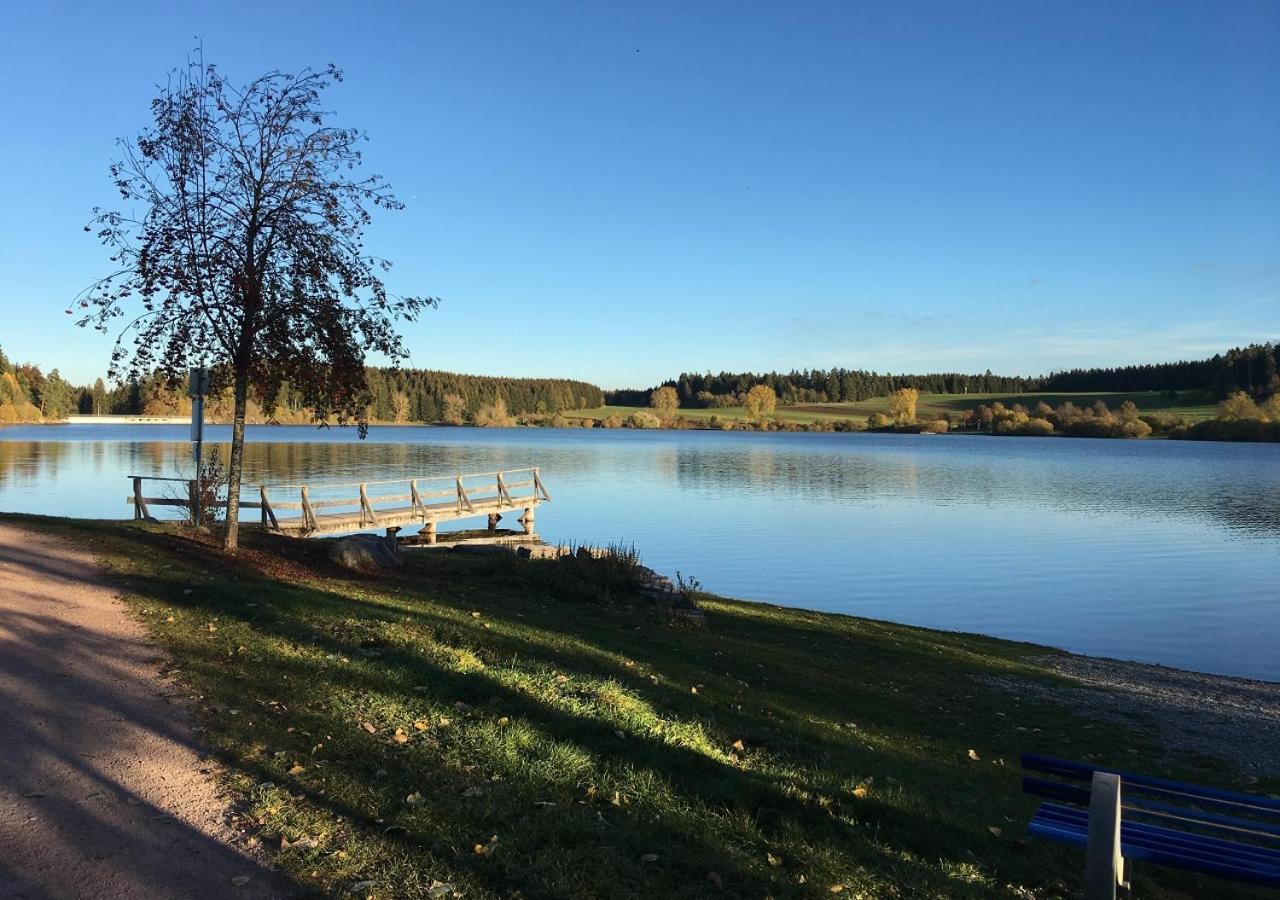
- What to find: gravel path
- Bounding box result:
[990,652,1280,775]
[0,523,293,899]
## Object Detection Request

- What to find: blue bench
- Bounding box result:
[1021,753,1280,898]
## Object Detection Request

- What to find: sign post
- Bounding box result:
[189,368,211,525]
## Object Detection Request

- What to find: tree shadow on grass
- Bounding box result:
[29,517,1255,899]
[91,537,1083,898]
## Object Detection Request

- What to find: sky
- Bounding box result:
[1,1,1277,389]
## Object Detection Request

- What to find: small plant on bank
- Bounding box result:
[537,541,647,604]
[160,448,227,527]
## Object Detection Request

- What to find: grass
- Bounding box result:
[10,514,1271,899]
[567,391,1219,427]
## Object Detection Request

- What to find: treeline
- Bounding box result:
[0,348,79,423]
[610,368,1040,407]
[613,342,1280,408]
[356,369,603,423]
[0,350,605,426]
[1041,343,1279,396]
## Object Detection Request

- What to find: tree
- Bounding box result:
[78,56,436,550]
[91,378,109,415]
[743,384,777,421]
[886,387,918,425]
[1218,391,1262,421]
[441,393,466,425]
[649,385,679,420]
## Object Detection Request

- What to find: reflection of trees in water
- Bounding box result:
[2,434,1278,539]
[0,441,71,490]
[668,443,1280,539]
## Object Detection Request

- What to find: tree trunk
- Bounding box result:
[222,365,250,552]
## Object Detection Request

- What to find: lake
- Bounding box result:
[1,424,1277,681]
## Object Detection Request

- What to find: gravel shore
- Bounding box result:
[989,652,1280,776]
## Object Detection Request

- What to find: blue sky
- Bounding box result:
[1,1,1277,389]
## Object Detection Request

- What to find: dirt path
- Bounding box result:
[0,523,293,899]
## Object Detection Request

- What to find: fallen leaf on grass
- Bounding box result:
[471,611,482,618]
[497,717,509,726]
[852,785,869,800]
[988,826,1002,836]
[427,884,455,898]
[731,739,745,752]
[473,835,499,857]
[393,728,409,744]
[766,853,783,867]
[360,722,377,734]
[405,791,423,805]
[967,748,980,761]
[288,764,305,775]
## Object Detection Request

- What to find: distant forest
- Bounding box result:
[609,342,1280,408]
[108,368,604,422]
[0,346,602,424]
[2,341,1276,424]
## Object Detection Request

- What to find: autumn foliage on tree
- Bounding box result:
[886,388,918,425]
[743,384,777,421]
[649,385,679,420]
[77,56,436,550]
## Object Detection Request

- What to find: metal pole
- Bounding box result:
[189,368,209,527]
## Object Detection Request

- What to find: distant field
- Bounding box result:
[567,391,1219,425]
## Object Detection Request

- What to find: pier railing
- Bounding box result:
[127,467,551,539]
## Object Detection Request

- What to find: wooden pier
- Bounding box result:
[128,467,551,541]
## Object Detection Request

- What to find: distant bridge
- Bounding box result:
[128,467,551,540]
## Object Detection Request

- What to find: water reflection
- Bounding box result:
[2,425,1278,679]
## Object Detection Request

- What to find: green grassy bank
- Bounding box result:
[10,515,1270,899]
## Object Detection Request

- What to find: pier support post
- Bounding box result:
[487,513,501,533]
[519,507,535,535]
[424,521,437,544]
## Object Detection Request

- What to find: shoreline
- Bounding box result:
[5,511,1276,690]
[4,512,1274,898]
[5,417,1273,444]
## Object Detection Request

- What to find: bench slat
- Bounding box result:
[1023,776,1280,842]
[1032,805,1280,887]
[1023,753,1280,818]
[1039,803,1280,870]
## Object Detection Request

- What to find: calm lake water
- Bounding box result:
[2,424,1277,681]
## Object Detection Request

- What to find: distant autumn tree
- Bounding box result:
[77,56,437,550]
[744,384,777,421]
[1218,391,1263,421]
[887,387,919,425]
[649,385,679,420]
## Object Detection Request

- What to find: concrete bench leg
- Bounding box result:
[1085,772,1128,900]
